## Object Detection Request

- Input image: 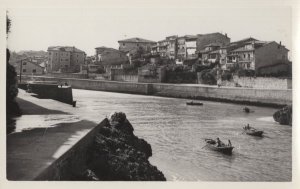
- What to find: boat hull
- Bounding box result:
[206,144,234,155]
[186,102,203,106]
[246,130,263,137]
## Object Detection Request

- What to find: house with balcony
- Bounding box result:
[185,36,198,60]
[157,40,168,57]
[165,35,178,60]
[199,43,222,65]
[220,37,258,70]
[225,41,289,75]
[176,35,197,61]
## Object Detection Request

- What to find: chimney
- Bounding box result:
[225,33,227,38]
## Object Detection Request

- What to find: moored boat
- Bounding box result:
[204,139,234,155]
[186,101,203,106]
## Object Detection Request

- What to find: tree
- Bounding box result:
[7,12,21,134]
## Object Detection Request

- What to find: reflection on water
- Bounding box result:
[13,89,292,181]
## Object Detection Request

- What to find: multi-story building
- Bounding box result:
[185,36,198,60]
[157,40,168,57]
[14,59,44,75]
[118,37,156,56]
[95,46,129,72]
[165,35,178,60]
[199,43,222,65]
[47,46,86,73]
[220,37,258,70]
[176,35,197,61]
[227,41,289,74]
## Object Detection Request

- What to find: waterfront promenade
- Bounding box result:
[7,90,100,180]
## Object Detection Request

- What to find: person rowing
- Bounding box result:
[216,137,225,147]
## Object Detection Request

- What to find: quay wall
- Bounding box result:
[220,76,292,90]
[20,75,292,106]
[21,75,151,95]
[35,119,106,180]
[150,83,292,106]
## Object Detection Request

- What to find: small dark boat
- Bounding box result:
[243,127,264,137]
[243,107,250,113]
[243,107,254,113]
[186,101,203,106]
[204,139,234,155]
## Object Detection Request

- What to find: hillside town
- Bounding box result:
[6,4,294,182]
[10,32,292,89]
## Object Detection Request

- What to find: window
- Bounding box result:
[23,69,26,73]
[123,43,125,46]
[32,69,36,73]
[244,54,246,58]
[137,44,139,47]
[23,62,27,65]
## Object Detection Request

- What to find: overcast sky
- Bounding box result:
[7,6,291,57]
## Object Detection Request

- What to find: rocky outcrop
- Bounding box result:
[273,105,292,126]
[82,112,166,181]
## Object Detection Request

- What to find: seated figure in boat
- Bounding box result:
[228,140,232,147]
[244,124,251,130]
[216,138,225,147]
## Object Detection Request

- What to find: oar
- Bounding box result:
[201,144,208,149]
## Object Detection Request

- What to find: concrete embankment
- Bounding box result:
[7,90,165,180]
[21,75,292,107]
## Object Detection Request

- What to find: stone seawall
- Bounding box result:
[21,75,292,106]
[151,83,292,107]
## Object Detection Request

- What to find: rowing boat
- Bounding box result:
[204,139,234,155]
[243,127,264,137]
[186,101,203,106]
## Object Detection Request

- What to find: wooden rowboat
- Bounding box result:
[204,139,234,155]
[186,101,203,106]
[243,127,264,137]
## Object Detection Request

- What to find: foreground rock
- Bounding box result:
[273,105,292,126]
[80,112,166,181]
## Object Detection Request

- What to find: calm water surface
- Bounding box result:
[71,89,291,181]
[15,89,292,181]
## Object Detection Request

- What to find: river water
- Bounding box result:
[13,89,292,181]
[69,89,291,182]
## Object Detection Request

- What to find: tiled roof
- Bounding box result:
[95,47,127,55]
[118,37,156,43]
[230,37,258,45]
[47,46,85,53]
[231,41,270,52]
[231,47,255,52]
[204,42,222,47]
[209,50,220,54]
[197,32,229,38]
